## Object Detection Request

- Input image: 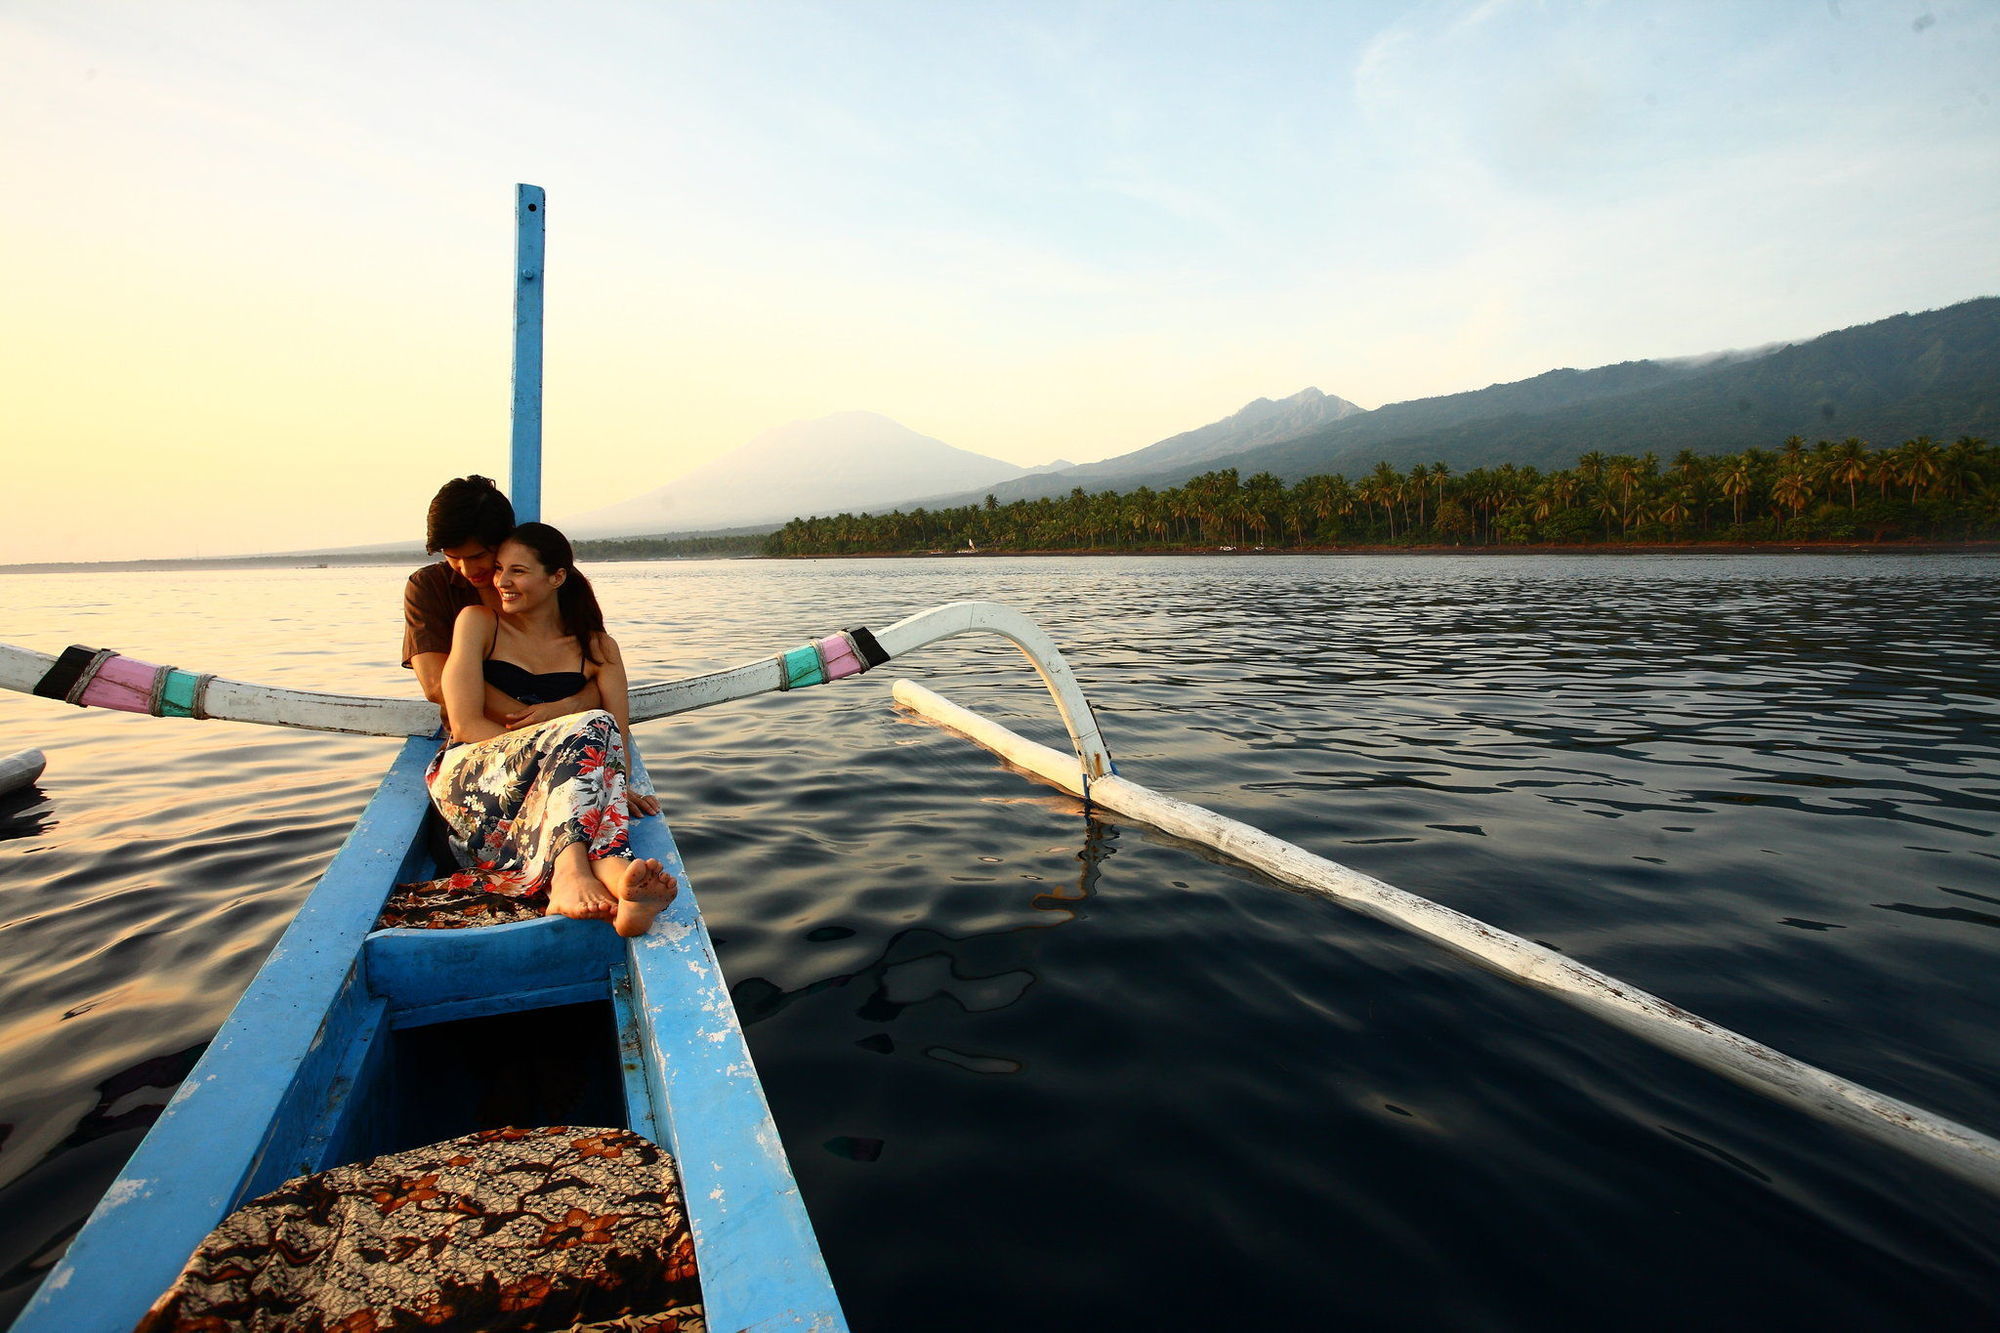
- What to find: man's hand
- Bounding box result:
[627,792,661,818]
[503,699,575,730]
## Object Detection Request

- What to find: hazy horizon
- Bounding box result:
[7,1,1997,562]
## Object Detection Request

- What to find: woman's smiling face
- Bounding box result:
[493,538,566,614]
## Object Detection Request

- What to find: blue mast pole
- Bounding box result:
[510,183,546,522]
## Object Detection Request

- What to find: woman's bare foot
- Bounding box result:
[597,856,677,937]
[547,843,616,921]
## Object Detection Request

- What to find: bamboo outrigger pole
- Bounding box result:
[510,183,546,522]
[888,675,2000,1199]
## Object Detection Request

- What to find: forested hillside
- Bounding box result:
[1225,298,2000,483]
[907,298,2000,513]
[767,433,1996,554]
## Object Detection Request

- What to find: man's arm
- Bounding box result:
[499,676,604,730]
[406,568,506,714]
[416,650,541,722]
[411,651,449,705]
[403,570,457,705]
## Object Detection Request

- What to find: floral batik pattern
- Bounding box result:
[134,1126,704,1333]
[379,710,633,931]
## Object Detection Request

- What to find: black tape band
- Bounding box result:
[846,626,890,668]
[33,645,99,702]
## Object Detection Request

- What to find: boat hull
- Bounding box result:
[13,736,845,1332]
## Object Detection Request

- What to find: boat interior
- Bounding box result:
[236,813,657,1202]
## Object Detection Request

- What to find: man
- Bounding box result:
[403,475,600,721]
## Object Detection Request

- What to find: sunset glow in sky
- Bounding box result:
[5,1,1998,562]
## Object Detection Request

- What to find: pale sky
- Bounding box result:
[4,0,1996,562]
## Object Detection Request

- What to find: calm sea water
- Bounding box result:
[2,553,1998,1329]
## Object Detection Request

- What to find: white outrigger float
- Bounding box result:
[9,189,2000,1331]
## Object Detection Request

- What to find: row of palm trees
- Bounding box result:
[764,435,1996,555]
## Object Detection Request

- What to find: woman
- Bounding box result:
[385,522,675,937]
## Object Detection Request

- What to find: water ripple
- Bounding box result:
[3,554,1999,1327]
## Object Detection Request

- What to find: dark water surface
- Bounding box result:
[2,554,1997,1329]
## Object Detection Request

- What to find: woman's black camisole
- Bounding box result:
[483,635,588,705]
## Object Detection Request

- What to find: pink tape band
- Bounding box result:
[77,654,162,715]
[816,633,865,681]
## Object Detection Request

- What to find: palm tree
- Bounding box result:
[1593,487,1622,540]
[1718,457,1754,527]
[1408,463,1430,529]
[1896,437,1944,501]
[1367,462,1401,538]
[1657,489,1693,537]
[1771,466,1813,522]
[1826,438,1869,510]
[1939,437,1987,500]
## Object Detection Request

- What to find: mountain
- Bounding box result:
[941,387,1366,509]
[569,297,2000,536]
[1072,386,1364,477]
[1218,297,2000,483]
[560,411,1043,536]
[897,296,2000,512]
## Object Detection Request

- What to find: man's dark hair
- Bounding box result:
[425,476,514,553]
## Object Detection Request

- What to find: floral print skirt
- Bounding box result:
[379,710,634,931]
[134,1125,704,1333]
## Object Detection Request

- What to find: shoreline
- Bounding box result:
[767,539,2000,559]
[7,539,1997,576]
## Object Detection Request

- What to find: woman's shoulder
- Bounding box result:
[451,604,499,643]
[588,630,622,663]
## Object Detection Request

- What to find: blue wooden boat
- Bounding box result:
[1,189,1121,1333]
[9,185,859,1333]
[0,604,1111,1333]
[12,185,2000,1331]
[13,738,843,1331]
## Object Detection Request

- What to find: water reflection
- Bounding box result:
[730,815,1116,1033]
[4,554,1999,1329]
[0,792,55,845]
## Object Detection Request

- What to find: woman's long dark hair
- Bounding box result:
[504,522,606,663]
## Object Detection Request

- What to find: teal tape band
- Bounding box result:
[781,644,826,690]
[159,669,200,718]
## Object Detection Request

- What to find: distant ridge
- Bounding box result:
[565,296,2000,539]
[1223,297,2000,483]
[1071,386,1364,477]
[952,386,1366,509]
[892,296,2000,514]
[560,411,1049,537]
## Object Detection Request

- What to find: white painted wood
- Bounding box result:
[0,643,440,737]
[872,601,1112,780]
[0,748,46,796]
[629,601,1115,777]
[201,678,439,736]
[0,643,49,697]
[890,678,2000,1198]
[3,603,1115,772]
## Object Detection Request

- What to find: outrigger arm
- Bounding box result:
[0,599,1115,782]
